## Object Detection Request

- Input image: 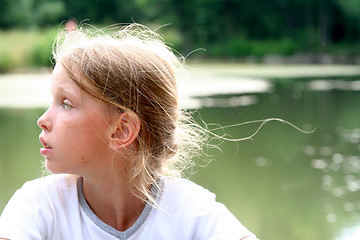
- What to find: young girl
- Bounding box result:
[0,24,258,239]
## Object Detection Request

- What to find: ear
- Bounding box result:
[109,111,140,151]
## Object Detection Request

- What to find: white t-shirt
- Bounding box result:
[0,174,257,239]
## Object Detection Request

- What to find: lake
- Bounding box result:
[1,63,360,240]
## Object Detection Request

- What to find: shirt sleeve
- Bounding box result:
[186,188,258,240]
[0,181,52,240]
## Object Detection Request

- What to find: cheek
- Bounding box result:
[69,122,110,152]
[86,113,113,142]
[58,128,108,168]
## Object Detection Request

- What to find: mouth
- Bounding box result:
[39,136,53,156]
[40,137,52,148]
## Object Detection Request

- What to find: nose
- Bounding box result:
[37,109,52,131]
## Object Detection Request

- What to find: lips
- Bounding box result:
[39,136,53,156]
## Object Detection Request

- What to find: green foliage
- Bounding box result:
[335,0,360,21]
[1,0,65,28]
[29,28,57,67]
[30,36,52,67]
[36,1,66,27]
[0,0,360,67]
[0,28,57,72]
[0,30,34,72]
[206,38,297,58]
[61,0,142,24]
[0,0,12,28]
[0,52,14,73]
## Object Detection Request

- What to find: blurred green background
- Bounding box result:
[1,1,360,240]
[1,0,360,72]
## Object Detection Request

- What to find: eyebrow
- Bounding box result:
[51,85,78,99]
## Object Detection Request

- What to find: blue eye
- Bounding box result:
[62,99,72,110]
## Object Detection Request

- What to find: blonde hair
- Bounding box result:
[53,24,204,204]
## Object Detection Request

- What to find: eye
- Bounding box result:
[62,99,73,110]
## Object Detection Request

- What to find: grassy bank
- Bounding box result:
[1,28,360,73]
[0,28,57,73]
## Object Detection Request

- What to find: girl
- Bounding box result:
[0,24,258,239]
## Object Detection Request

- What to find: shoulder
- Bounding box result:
[22,174,80,208]
[0,174,80,239]
[157,177,256,239]
[22,173,78,190]
[3,174,79,213]
[161,177,214,201]
[159,177,217,213]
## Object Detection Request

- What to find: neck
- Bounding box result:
[82,172,146,231]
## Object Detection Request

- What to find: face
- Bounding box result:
[37,64,115,176]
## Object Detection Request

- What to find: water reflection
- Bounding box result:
[178,77,271,108]
[190,75,360,239]
[308,80,360,91]
[253,157,271,167]
[306,121,360,237]
[191,95,258,108]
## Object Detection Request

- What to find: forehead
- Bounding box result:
[53,62,97,95]
[51,63,89,91]
[51,64,77,90]
[51,63,114,114]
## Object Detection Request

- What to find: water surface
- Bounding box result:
[1,64,360,240]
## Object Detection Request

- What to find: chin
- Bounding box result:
[45,162,66,175]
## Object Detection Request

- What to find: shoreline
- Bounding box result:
[1,63,360,109]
